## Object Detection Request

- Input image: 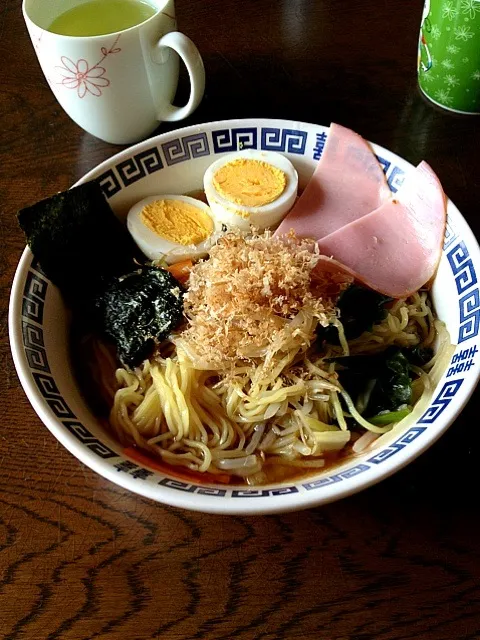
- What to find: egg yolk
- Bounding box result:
[141,200,213,246]
[213,159,287,208]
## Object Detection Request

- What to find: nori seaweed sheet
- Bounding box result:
[17,180,138,301]
[93,267,184,367]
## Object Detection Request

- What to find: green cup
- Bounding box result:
[418,0,480,114]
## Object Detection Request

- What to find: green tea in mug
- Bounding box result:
[48,0,157,37]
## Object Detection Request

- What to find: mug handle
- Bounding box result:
[155,31,205,122]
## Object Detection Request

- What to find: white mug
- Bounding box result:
[23,0,206,144]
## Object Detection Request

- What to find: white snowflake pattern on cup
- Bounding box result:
[446,44,460,54]
[441,58,455,69]
[455,25,475,40]
[460,0,480,19]
[431,24,442,39]
[442,2,459,19]
[435,88,453,105]
[444,74,460,87]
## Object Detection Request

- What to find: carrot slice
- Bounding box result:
[165,260,193,284]
[123,446,232,485]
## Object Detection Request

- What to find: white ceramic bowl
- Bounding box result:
[9,118,480,515]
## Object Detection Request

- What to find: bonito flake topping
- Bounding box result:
[174,231,343,369]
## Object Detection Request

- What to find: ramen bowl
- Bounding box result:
[9,118,480,515]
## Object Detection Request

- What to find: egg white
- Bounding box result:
[203,150,299,231]
[127,195,218,264]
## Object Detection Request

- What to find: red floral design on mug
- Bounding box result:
[55,35,121,98]
[57,57,110,97]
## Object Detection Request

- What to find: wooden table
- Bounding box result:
[2,0,480,637]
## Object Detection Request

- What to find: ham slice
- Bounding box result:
[316,161,446,298]
[275,122,391,239]
[311,255,356,299]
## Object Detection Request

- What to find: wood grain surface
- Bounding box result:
[1,0,480,638]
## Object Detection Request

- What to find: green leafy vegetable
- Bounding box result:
[408,345,434,366]
[369,349,412,414]
[318,284,392,345]
[368,409,411,425]
[334,347,413,423]
[93,267,184,367]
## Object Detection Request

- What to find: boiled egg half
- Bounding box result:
[204,150,298,231]
[127,195,218,264]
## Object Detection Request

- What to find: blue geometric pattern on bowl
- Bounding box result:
[212,128,257,153]
[368,427,426,464]
[116,147,163,187]
[21,264,117,461]
[446,241,480,343]
[302,464,369,490]
[97,126,311,198]
[448,241,478,295]
[418,379,464,424]
[20,125,479,498]
[162,133,209,166]
[459,290,480,344]
[260,128,307,154]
